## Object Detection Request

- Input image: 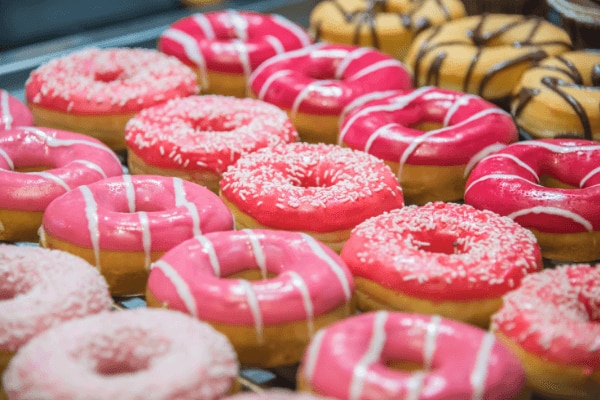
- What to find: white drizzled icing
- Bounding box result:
[1,90,12,130]
[303,328,326,382]
[257,70,293,100]
[335,47,370,79]
[463,143,508,178]
[30,172,70,191]
[232,39,252,95]
[192,13,215,39]
[71,160,108,179]
[0,148,14,170]
[123,175,136,213]
[464,173,534,196]
[244,229,267,279]
[470,332,496,400]
[364,123,400,154]
[290,80,336,119]
[173,177,202,236]
[581,165,600,188]
[349,311,388,400]
[80,186,101,269]
[264,35,285,54]
[161,28,209,89]
[340,90,399,123]
[467,152,538,180]
[508,206,593,231]
[138,211,152,270]
[348,59,406,81]
[195,235,221,277]
[227,9,248,41]
[443,94,478,126]
[301,233,352,300]
[152,260,198,317]
[423,315,441,369]
[513,140,600,154]
[286,270,315,337]
[405,372,426,400]
[238,279,264,344]
[272,14,311,46]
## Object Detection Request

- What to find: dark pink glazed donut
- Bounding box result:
[0,89,33,130]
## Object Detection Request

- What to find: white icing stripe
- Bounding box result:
[335,47,370,80]
[290,80,336,120]
[340,90,399,123]
[138,211,152,270]
[463,143,508,178]
[264,35,285,54]
[195,235,220,277]
[232,39,252,95]
[464,173,534,196]
[244,229,267,279]
[348,59,405,81]
[72,160,108,178]
[364,123,396,154]
[152,260,198,317]
[1,91,12,130]
[239,279,264,344]
[303,328,326,382]
[406,372,426,400]
[581,165,600,188]
[514,140,600,153]
[161,29,209,89]
[508,206,593,231]
[122,175,135,213]
[272,14,311,46]
[249,45,314,87]
[301,233,352,300]
[485,153,539,181]
[443,94,477,127]
[31,172,70,191]
[228,9,248,41]
[173,178,202,236]
[80,186,101,269]
[0,148,14,170]
[257,70,292,100]
[470,332,496,400]
[349,311,388,400]
[423,315,441,370]
[192,13,215,39]
[286,270,315,337]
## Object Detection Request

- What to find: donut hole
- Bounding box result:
[412,231,462,255]
[410,121,444,131]
[539,174,576,189]
[95,357,150,376]
[0,271,37,300]
[385,359,424,372]
[94,67,126,83]
[192,116,245,132]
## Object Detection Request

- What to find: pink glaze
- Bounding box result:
[3,308,238,400]
[125,95,298,174]
[25,48,198,115]
[465,139,600,234]
[300,311,526,400]
[225,390,331,399]
[0,127,123,212]
[339,87,518,171]
[147,229,354,342]
[0,89,33,130]
[341,202,542,302]
[158,10,312,86]
[492,265,600,370]
[0,244,111,353]
[249,43,413,117]
[219,142,404,232]
[40,175,234,269]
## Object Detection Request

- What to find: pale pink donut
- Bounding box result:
[298,311,527,400]
[146,229,355,366]
[0,127,124,242]
[125,95,298,192]
[40,175,234,295]
[0,89,33,130]
[0,244,111,355]
[2,308,239,400]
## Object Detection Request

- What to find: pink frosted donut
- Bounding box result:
[297,311,527,400]
[146,229,355,367]
[340,202,542,327]
[219,142,405,252]
[225,389,331,399]
[338,87,518,204]
[464,138,600,262]
[2,308,238,400]
[158,10,312,97]
[0,127,123,242]
[25,47,198,150]
[492,265,600,399]
[0,245,111,375]
[0,89,33,130]
[249,43,414,144]
[125,95,298,193]
[40,174,234,296]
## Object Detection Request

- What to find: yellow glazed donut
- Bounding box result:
[405,14,572,106]
[511,50,600,141]
[309,0,466,61]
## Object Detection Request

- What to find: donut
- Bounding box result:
[461,0,548,16]
[492,264,600,400]
[339,87,518,205]
[511,50,600,141]
[340,202,542,327]
[225,389,330,400]
[0,245,111,379]
[297,311,527,400]
[25,47,198,151]
[547,0,600,49]
[125,95,298,193]
[309,0,466,61]
[0,127,123,243]
[2,308,238,400]
[146,229,355,367]
[464,138,600,262]
[40,174,234,296]
[248,43,413,144]
[158,10,312,98]
[0,89,33,131]
[219,142,404,253]
[405,14,572,107]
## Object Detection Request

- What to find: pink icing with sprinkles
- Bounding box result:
[219,142,404,232]
[25,48,198,115]
[125,95,298,174]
